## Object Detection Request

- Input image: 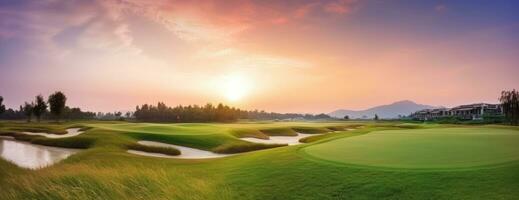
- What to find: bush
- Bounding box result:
[31,137,96,149]
[127,143,181,156]
[212,142,286,154]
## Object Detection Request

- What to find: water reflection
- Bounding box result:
[0,139,79,169]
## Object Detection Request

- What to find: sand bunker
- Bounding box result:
[22,128,84,138]
[128,141,231,159]
[240,133,320,145]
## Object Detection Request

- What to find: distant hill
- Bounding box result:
[328,100,438,119]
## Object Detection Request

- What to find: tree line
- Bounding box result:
[134,102,331,122]
[0,92,95,122]
[2,90,517,124]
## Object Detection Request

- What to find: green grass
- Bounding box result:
[302,127,519,170]
[292,126,331,134]
[229,128,269,139]
[0,127,96,149]
[0,121,518,199]
[259,127,297,136]
[212,142,287,154]
[127,143,181,156]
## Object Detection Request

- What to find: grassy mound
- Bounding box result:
[230,128,269,139]
[127,143,181,156]
[259,127,297,136]
[31,137,96,149]
[299,134,329,143]
[7,126,67,134]
[292,126,331,134]
[0,130,95,149]
[302,128,519,169]
[212,142,286,154]
[326,124,363,131]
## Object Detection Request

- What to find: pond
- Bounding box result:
[0,138,80,169]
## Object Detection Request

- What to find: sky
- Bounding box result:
[0,0,518,113]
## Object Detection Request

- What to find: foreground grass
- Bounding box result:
[0,121,518,199]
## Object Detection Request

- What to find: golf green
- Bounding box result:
[302,128,519,169]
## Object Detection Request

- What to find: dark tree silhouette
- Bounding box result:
[0,96,5,115]
[33,95,47,122]
[48,91,67,122]
[374,114,379,120]
[22,102,34,122]
[343,115,349,120]
[500,89,519,125]
[134,102,331,122]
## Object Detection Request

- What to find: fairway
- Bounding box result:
[302,128,519,169]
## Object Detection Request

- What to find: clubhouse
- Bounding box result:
[411,103,502,120]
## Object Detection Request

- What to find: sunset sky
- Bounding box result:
[1,0,518,113]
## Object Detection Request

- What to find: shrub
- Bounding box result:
[31,137,96,149]
[127,143,181,156]
[212,142,286,154]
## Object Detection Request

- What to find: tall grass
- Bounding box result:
[259,127,297,136]
[230,128,269,139]
[127,143,181,156]
[212,142,286,154]
[292,126,331,134]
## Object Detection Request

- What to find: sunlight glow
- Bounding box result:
[223,74,251,102]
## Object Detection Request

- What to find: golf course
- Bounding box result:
[1,121,518,199]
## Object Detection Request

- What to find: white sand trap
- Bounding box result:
[21,128,84,138]
[240,133,321,146]
[128,141,232,159]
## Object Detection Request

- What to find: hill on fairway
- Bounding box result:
[301,127,519,170]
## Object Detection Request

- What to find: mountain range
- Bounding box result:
[328,100,438,119]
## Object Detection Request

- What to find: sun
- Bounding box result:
[223,74,250,102]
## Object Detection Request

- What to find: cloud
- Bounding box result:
[435,4,447,12]
[323,0,357,14]
[0,0,358,74]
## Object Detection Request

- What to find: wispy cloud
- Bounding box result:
[434,4,447,12]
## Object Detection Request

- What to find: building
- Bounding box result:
[411,108,449,120]
[411,103,502,121]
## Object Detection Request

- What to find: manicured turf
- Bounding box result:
[1,121,519,199]
[302,128,519,170]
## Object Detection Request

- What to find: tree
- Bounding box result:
[33,95,47,122]
[48,91,67,122]
[22,102,34,122]
[343,115,349,120]
[500,89,519,125]
[0,96,5,115]
[374,114,379,121]
[125,111,132,118]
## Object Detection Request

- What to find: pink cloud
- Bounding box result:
[323,0,357,14]
[293,2,320,19]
